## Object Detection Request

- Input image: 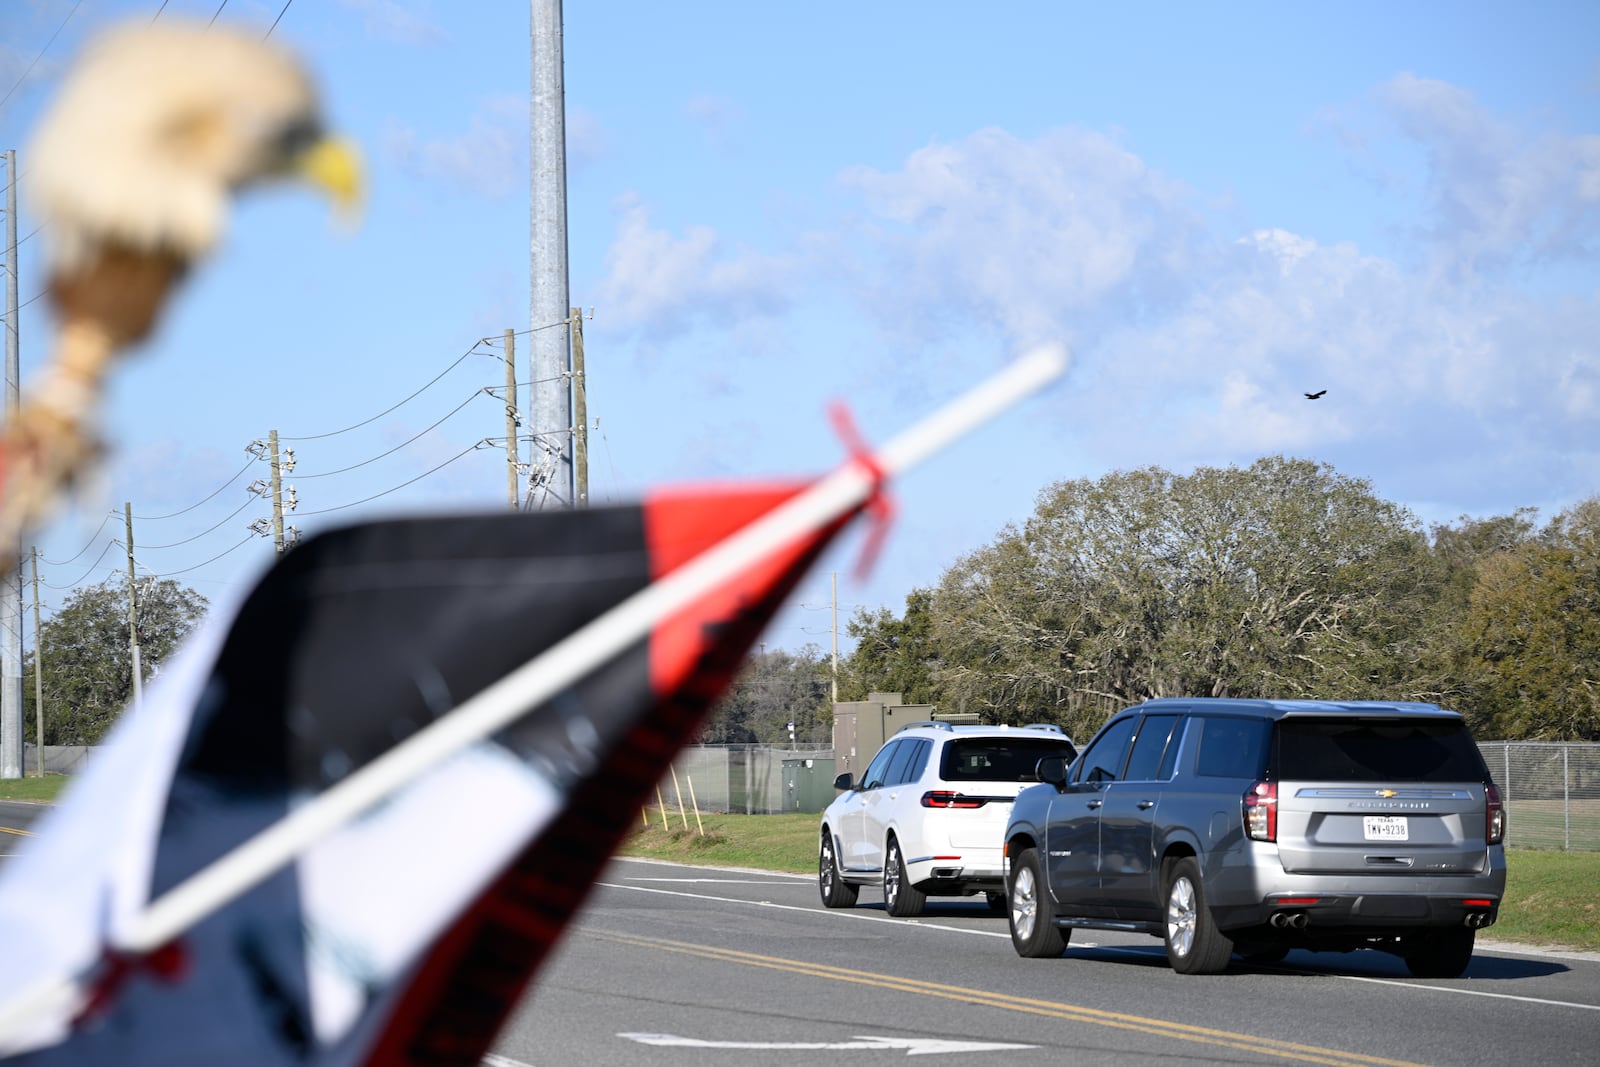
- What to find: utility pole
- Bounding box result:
[269,429,285,554]
[124,503,143,714]
[247,433,297,553]
[504,328,519,510]
[30,547,43,777]
[571,307,587,508]
[530,0,574,510]
[1,148,23,778]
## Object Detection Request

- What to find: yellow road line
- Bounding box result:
[0,826,30,836]
[586,930,1436,1067]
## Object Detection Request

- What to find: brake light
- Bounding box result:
[921,791,985,809]
[1244,780,1277,842]
[1486,782,1506,844]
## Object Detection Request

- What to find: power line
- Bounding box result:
[139,496,254,550]
[282,342,487,442]
[295,444,482,516]
[44,539,118,590]
[208,2,230,30]
[160,535,255,576]
[265,0,294,39]
[293,389,490,479]
[41,513,116,567]
[133,457,255,521]
[0,0,83,110]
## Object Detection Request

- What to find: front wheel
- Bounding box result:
[1008,849,1067,958]
[883,837,926,917]
[1163,857,1233,974]
[1404,928,1475,978]
[818,831,858,909]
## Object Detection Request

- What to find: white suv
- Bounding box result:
[819,722,1077,916]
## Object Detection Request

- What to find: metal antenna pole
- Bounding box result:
[530,0,573,509]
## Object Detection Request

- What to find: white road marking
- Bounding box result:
[620,1032,1036,1055]
[596,867,1600,1013]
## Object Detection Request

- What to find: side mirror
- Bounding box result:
[1034,756,1069,791]
[833,772,854,791]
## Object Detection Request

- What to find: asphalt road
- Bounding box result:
[487,857,1600,1067]
[1,807,1595,1065]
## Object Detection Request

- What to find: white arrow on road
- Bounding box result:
[619,1033,1036,1055]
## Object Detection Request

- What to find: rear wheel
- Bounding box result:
[818,831,858,909]
[1404,928,1475,978]
[1163,857,1233,974]
[883,837,926,917]
[984,891,1009,915]
[1008,849,1067,958]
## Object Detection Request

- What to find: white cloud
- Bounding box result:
[1379,73,1600,279]
[385,95,523,199]
[836,127,1205,350]
[684,93,744,150]
[335,0,448,47]
[593,193,793,341]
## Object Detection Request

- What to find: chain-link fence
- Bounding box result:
[655,744,833,816]
[1477,742,1600,851]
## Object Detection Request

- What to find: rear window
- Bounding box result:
[941,738,1077,783]
[1275,718,1488,782]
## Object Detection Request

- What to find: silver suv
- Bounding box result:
[1003,698,1507,977]
[820,722,1077,917]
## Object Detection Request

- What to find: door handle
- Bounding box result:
[1087,800,1102,810]
[1137,800,1155,810]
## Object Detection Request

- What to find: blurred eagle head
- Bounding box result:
[0,19,360,569]
[29,18,361,346]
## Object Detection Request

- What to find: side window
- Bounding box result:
[1073,716,1138,784]
[884,738,920,786]
[1157,717,1188,780]
[1123,715,1182,782]
[1194,717,1272,778]
[860,740,901,790]
[903,739,933,784]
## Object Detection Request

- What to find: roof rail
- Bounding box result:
[896,720,955,732]
[1020,723,1067,735]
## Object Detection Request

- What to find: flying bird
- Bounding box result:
[0,19,360,570]
[1304,389,1327,400]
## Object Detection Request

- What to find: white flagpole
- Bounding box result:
[0,344,1066,1036]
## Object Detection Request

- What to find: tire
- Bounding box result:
[985,891,1009,915]
[1008,849,1067,958]
[1163,857,1234,974]
[818,831,858,909]
[883,837,927,918]
[1404,928,1475,979]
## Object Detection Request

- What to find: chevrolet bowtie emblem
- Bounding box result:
[1377,789,1397,798]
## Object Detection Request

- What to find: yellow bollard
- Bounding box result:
[687,776,705,836]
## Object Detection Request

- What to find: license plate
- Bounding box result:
[1364,815,1408,841]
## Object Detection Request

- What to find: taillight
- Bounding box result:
[1244,780,1277,842]
[1486,782,1505,844]
[921,791,985,809]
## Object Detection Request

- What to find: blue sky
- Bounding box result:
[1,0,1597,657]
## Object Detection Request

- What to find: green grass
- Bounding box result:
[621,812,1600,953]
[9,777,1592,952]
[0,774,70,802]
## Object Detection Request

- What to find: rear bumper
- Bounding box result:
[907,849,1007,892]
[1207,843,1507,933]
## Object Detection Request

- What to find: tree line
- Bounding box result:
[714,456,1599,746]
[23,455,1599,748]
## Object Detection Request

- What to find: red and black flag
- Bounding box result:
[0,347,1064,1067]
[0,481,850,1066]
